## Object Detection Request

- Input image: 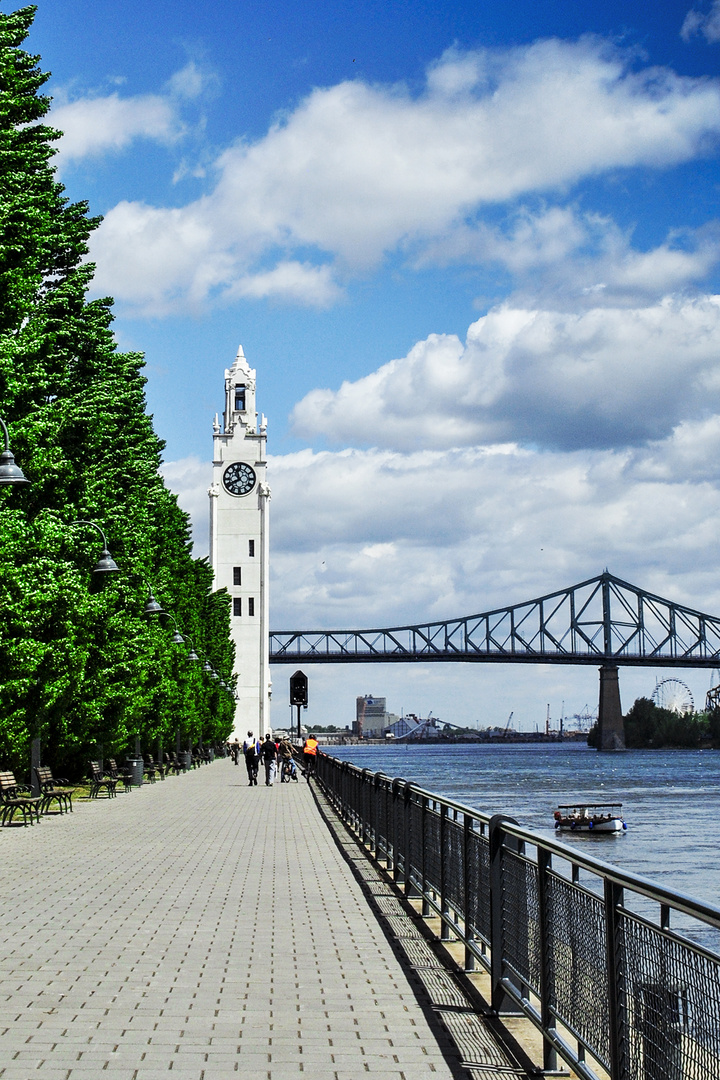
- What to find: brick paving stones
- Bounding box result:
[0,759,466,1079]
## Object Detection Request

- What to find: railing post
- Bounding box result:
[537,847,558,1073]
[391,778,405,884]
[403,783,414,897]
[375,773,386,855]
[463,812,475,971]
[421,794,430,917]
[489,814,522,1015]
[361,769,371,848]
[605,879,628,1080]
[348,761,355,829]
[440,803,451,940]
[339,760,346,821]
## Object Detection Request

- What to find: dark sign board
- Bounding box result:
[289,670,308,707]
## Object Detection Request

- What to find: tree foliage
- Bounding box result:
[0,7,234,778]
[588,697,711,749]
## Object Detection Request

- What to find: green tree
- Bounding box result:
[0,7,234,777]
[623,697,707,749]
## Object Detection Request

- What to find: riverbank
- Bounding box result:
[317,730,588,745]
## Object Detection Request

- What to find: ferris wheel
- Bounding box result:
[652,678,694,715]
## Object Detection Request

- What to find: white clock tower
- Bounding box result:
[209,345,271,738]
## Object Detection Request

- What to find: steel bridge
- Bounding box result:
[269,571,720,668]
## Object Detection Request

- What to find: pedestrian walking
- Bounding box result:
[243,731,260,786]
[260,732,278,786]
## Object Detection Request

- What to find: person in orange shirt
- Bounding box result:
[302,734,318,778]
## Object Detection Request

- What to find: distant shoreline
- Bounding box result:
[316,732,589,746]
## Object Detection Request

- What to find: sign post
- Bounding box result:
[289,670,308,740]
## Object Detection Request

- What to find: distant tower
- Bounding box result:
[209,346,271,738]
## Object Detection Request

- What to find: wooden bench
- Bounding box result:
[164,752,185,775]
[35,766,75,814]
[144,755,164,782]
[0,770,43,825]
[105,758,133,792]
[88,761,117,798]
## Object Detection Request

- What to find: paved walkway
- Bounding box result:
[0,759,475,1080]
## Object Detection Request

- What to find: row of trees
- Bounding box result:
[588,697,720,749]
[0,7,235,778]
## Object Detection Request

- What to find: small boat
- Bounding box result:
[553,803,627,833]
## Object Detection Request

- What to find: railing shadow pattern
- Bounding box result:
[316,753,720,1080]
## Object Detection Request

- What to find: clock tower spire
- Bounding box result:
[209,345,271,738]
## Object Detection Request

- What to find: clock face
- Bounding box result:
[223,461,257,496]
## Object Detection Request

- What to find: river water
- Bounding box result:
[323,742,720,914]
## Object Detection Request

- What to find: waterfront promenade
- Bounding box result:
[0,759,529,1080]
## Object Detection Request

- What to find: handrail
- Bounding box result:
[315,751,720,1080]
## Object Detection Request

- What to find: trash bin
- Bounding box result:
[638,981,685,1080]
[180,750,192,771]
[208,749,215,762]
[124,757,144,786]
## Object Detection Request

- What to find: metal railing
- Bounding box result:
[316,753,720,1080]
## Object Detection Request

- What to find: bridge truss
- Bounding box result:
[269,571,720,667]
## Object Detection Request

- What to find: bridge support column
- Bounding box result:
[598,665,625,751]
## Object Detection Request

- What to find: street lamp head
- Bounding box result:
[0,418,29,486]
[183,634,200,662]
[0,450,29,485]
[93,548,120,574]
[72,520,120,574]
[143,588,163,616]
[202,659,213,674]
[161,611,185,644]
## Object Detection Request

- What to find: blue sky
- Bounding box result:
[27,0,720,729]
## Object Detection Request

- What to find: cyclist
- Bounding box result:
[302,733,318,778]
[279,739,298,782]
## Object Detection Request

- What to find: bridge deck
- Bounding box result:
[0,759,526,1080]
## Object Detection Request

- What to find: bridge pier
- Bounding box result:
[598,664,625,750]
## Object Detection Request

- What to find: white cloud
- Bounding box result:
[49,60,218,169]
[160,455,210,554]
[263,441,720,628]
[682,2,720,43]
[167,61,211,101]
[87,38,720,314]
[227,261,343,307]
[51,93,181,164]
[417,207,720,305]
[291,295,720,452]
[162,431,720,727]
[161,437,720,631]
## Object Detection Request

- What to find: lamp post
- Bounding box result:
[184,635,200,662]
[160,612,185,645]
[72,521,120,574]
[0,416,29,486]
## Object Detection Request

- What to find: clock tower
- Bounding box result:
[209,345,271,738]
